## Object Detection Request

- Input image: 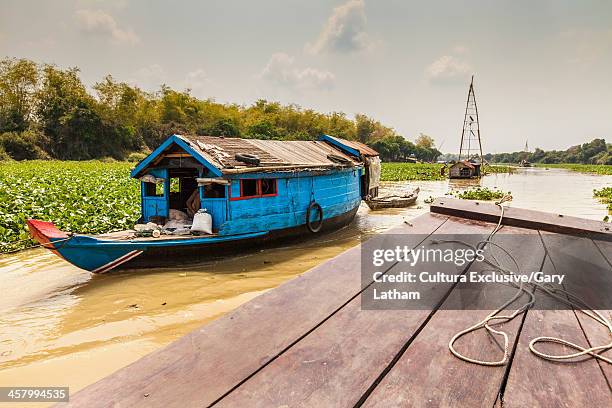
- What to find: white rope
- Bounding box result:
[444,195,612,366]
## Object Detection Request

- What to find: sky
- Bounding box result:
[1,0,611,154]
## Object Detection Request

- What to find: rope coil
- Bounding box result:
[444,195,612,366]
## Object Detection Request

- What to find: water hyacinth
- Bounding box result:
[594,187,612,210]
[535,163,612,175]
[453,187,508,201]
[380,163,512,182]
[0,161,140,253]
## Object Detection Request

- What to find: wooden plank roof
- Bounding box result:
[178,135,361,173]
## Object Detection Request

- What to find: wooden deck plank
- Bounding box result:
[594,239,612,267]
[571,240,612,386]
[502,255,612,407]
[430,198,612,237]
[542,234,612,387]
[59,213,449,408]
[361,226,547,408]
[214,218,501,407]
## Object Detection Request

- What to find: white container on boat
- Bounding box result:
[192,209,213,234]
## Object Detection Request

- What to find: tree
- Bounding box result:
[0,58,39,133]
[247,119,278,139]
[355,114,375,144]
[36,65,106,159]
[415,133,435,149]
[208,118,240,137]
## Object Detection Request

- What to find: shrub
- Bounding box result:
[127,152,148,162]
[99,156,117,163]
[0,145,11,161]
[0,130,49,160]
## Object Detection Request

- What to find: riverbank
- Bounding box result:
[380,162,512,182]
[533,163,612,175]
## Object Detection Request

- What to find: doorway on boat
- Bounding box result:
[168,168,200,218]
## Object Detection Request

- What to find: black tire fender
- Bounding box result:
[235,153,261,166]
[306,202,323,233]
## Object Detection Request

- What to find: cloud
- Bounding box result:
[76,0,128,9]
[425,55,472,84]
[181,69,214,95]
[130,64,165,90]
[452,45,469,54]
[75,9,139,45]
[260,53,335,90]
[129,65,215,97]
[307,0,370,54]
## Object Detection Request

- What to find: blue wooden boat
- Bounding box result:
[27,134,380,273]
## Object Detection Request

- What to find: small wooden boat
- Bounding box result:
[27,134,381,273]
[365,187,419,210]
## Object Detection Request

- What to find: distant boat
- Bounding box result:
[365,187,419,210]
[519,159,532,167]
[28,134,381,273]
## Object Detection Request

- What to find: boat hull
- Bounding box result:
[27,206,359,273]
[365,195,418,210]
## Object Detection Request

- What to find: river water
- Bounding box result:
[0,167,609,398]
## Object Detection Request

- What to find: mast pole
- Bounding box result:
[458,75,472,161]
[472,76,483,165]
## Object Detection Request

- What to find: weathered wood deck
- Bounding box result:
[59,199,611,407]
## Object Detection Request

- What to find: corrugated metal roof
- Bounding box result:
[451,160,475,169]
[176,135,360,173]
[323,135,379,157]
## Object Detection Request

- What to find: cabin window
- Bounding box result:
[203,183,226,198]
[144,182,164,197]
[241,179,259,197]
[261,179,277,196]
[234,179,278,200]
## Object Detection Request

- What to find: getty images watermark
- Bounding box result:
[360,234,609,310]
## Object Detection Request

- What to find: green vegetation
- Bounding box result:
[381,162,445,181]
[453,187,508,201]
[0,161,139,253]
[0,57,440,163]
[484,139,612,165]
[594,187,612,210]
[534,163,612,175]
[483,164,514,174]
[380,163,513,181]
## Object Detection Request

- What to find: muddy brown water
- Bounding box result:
[0,167,609,401]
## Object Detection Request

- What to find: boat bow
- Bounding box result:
[27,219,143,273]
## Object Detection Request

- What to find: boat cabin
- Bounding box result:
[448,160,481,179]
[130,134,379,235]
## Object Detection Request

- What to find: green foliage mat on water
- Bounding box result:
[535,163,612,175]
[0,161,140,253]
[453,187,508,201]
[594,187,612,210]
[380,163,512,181]
[381,163,446,181]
